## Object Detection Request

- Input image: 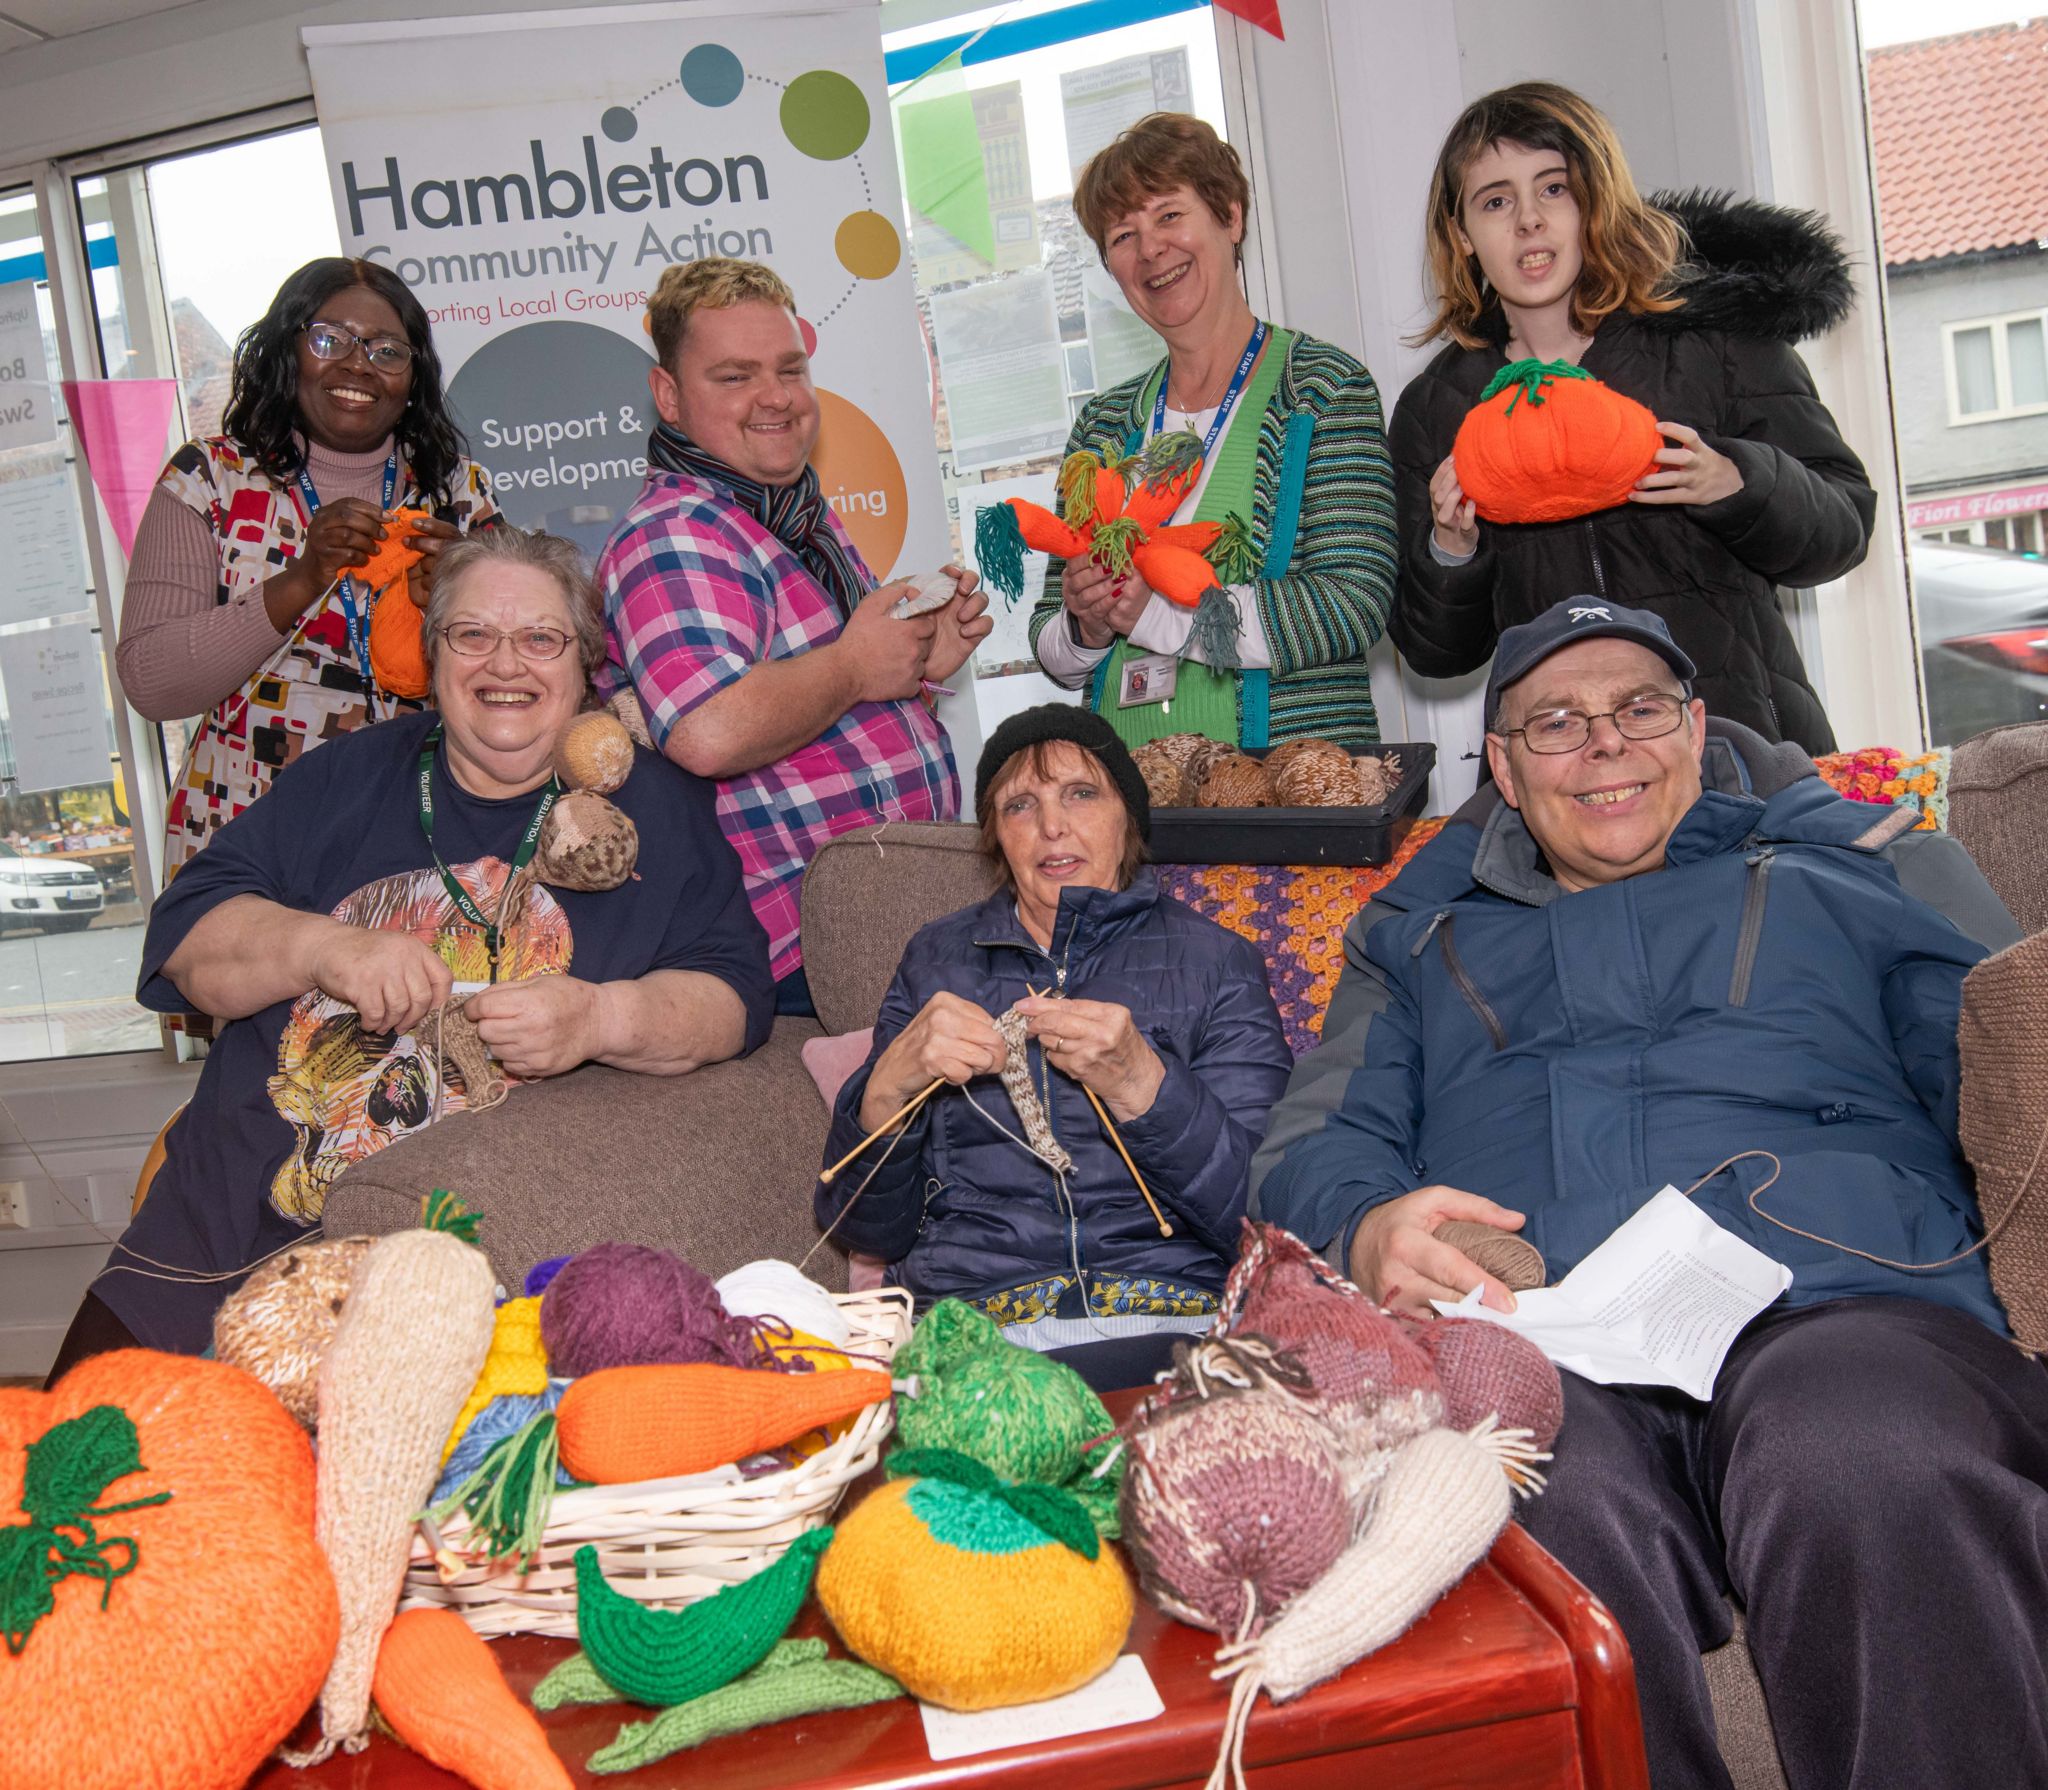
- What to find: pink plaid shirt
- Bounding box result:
[598,468,958,979]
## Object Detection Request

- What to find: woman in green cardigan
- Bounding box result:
[1029,113,1398,751]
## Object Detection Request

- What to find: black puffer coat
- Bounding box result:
[1388,191,1875,752]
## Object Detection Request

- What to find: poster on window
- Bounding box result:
[0,473,90,625]
[1060,49,1192,184]
[0,281,55,453]
[928,271,1069,474]
[302,0,945,595]
[0,623,112,795]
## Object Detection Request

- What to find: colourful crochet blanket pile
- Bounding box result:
[1158,746,1949,1056]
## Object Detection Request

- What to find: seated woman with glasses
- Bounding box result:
[116,257,500,885]
[57,528,773,1369]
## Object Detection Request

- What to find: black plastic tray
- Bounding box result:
[1148,741,1436,867]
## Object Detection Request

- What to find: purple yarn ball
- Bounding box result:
[525,1255,573,1298]
[539,1242,765,1377]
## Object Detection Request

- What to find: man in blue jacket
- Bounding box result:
[1255,599,2048,1790]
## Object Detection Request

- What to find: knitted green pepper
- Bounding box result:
[574,1526,830,1707]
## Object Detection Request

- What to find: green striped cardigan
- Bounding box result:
[1026,329,1399,747]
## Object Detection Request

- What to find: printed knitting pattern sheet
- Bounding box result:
[1434,1187,1792,1399]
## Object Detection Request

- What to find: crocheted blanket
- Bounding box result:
[1159,747,1950,1057]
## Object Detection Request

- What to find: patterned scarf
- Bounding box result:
[647,421,867,620]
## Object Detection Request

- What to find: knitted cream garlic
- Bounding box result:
[300,1228,496,1761]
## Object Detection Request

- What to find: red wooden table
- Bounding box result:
[256,1423,1648,1789]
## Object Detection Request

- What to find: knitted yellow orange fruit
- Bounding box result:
[0,1349,339,1790]
[1452,359,1663,524]
[817,1451,1132,1711]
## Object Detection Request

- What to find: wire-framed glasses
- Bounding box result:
[437,623,573,661]
[302,320,414,372]
[1498,692,1689,754]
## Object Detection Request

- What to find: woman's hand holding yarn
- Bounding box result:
[1062,557,1153,648]
[1629,421,1743,507]
[466,972,602,1078]
[862,992,1007,1127]
[401,513,461,610]
[1429,455,1480,556]
[307,919,453,1036]
[1016,996,1165,1123]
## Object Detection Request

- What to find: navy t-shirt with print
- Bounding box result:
[100,708,773,1352]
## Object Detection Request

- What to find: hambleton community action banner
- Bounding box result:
[302,0,945,587]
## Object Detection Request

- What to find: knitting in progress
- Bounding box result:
[0,1350,338,1790]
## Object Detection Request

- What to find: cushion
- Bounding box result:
[1950,722,2048,936]
[1958,928,2048,1350]
[801,1027,875,1110]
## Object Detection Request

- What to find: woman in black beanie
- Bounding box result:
[814,704,1288,1383]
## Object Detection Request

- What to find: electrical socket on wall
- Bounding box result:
[0,1181,27,1229]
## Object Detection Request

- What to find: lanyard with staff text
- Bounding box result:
[1150,317,1268,458]
[416,725,559,982]
[293,452,398,699]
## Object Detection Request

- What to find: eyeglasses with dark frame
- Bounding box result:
[436,622,573,662]
[1496,691,1690,754]
[301,320,414,373]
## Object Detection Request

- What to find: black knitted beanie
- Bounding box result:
[973,704,1152,841]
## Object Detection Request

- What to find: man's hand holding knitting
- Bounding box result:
[1349,1185,1524,1318]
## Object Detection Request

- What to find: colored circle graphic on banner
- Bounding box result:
[780,70,870,160]
[446,321,658,551]
[681,43,745,106]
[812,388,907,578]
[835,211,901,280]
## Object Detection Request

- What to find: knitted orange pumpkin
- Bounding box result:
[1452,359,1663,524]
[0,1349,339,1790]
[368,579,432,700]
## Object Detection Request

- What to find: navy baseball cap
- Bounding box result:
[1484,598,1697,726]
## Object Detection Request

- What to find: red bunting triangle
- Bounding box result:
[1213,0,1283,38]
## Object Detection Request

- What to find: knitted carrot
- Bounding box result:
[1130,540,1222,608]
[1058,449,1129,531]
[556,1363,893,1485]
[1147,520,1224,555]
[1121,430,1206,532]
[372,1607,572,1790]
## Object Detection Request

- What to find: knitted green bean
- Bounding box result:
[588,1640,901,1774]
[574,1526,831,1707]
[531,1649,625,1711]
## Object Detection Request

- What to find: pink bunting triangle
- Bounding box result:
[61,378,180,558]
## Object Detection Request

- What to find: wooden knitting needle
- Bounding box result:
[1026,984,1173,1239]
[818,1077,945,1184]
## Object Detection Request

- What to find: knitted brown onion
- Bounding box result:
[553,710,636,795]
[212,1235,376,1428]
[1119,1385,1353,1641]
[1132,744,1192,808]
[1274,749,1366,808]
[1393,1313,1565,1451]
[1352,751,1403,807]
[535,789,638,890]
[1197,753,1277,808]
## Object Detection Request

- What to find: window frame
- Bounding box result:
[1942,307,2048,426]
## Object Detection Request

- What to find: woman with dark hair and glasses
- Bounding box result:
[59,527,771,1370]
[116,257,500,881]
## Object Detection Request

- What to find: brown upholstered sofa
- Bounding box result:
[321,723,2048,1790]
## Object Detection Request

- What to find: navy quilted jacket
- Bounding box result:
[815,871,1291,1304]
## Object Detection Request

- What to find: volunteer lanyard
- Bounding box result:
[416,726,559,982]
[294,452,398,696]
[1150,318,1268,458]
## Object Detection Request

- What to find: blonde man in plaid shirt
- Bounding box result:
[599,260,990,1013]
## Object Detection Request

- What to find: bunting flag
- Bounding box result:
[896,49,996,266]
[1213,0,1284,37]
[61,378,179,558]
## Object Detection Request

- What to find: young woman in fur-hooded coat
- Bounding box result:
[1389,82,1873,753]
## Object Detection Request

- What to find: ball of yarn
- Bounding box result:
[1119,1388,1352,1639]
[818,1473,1132,1711]
[715,1259,851,1350]
[540,1242,767,1377]
[1274,744,1365,807]
[1198,752,1276,808]
[554,709,636,794]
[211,1235,375,1427]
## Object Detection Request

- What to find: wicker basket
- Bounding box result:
[399,1287,913,1638]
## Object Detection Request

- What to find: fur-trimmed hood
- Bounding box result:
[1642,188,1857,344]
